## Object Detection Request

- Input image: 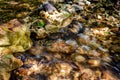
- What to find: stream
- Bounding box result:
[0,0,120,80]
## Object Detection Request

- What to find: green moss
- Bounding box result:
[37,20,45,28]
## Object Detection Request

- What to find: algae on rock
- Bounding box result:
[0,19,32,80]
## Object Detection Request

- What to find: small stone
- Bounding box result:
[16,13,23,18]
[45,24,59,33]
[65,39,78,48]
[16,12,28,18]
[102,71,118,80]
[81,45,90,51]
[72,4,84,12]
[95,70,102,78]
[97,15,102,19]
[55,63,72,76]
[46,40,75,53]
[73,72,80,80]
[49,74,58,80]
[29,46,43,55]
[106,16,116,22]
[42,2,57,13]
[88,50,101,57]
[85,1,91,5]
[102,53,112,62]
[81,68,94,79]
[88,59,101,67]
[76,47,85,54]
[36,28,48,39]
[75,55,86,62]
[98,47,108,52]
[54,53,62,59]
[77,34,90,44]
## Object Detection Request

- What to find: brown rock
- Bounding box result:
[88,59,101,67]
[46,40,75,54]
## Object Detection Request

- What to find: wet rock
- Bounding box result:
[45,20,85,40]
[60,3,83,13]
[38,2,57,13]
[12,59,74,80]
[77,34,90,44]
[91,27,111,36]
[32,9,72,39]
[47,32,64,40]
[46,39,75,53]
[16,54,26,62]
[48,74,71,80]
[102,71,118,80]
[76,47,86,54]
[45,24,59,33]
[111,27,120,36]
[84,0,91,5]
[88,50,101,57]
[90,43,101,50]
[48,0,64,3]
[0,51,23,80]
[72,4,84,12]
[0,70,11,80]
[88,59,101,67]
[16,12,28,18]
[39,9,72,26]
[75,45,90,55]
[37,28,48,39]
[68,20,85,34]
[0,19,32,52]
[65,39,78,48]
[0,19,32,80]
[22,64,33,69]
[81,45,90,51]
[74,0,90,6]
[102,53,112,62]
[75,55,86,62]
[28,45,44,55]
[98,46,108,52]
[81,68,94,79]
[55,62,72,76]
[73,72,81,80]
[71,53,86,62]
[53,53,62,59]
[0,28,10,46]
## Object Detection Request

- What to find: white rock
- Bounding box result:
[97,15,102,19]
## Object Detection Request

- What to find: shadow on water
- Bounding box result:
[108,52,120,78]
